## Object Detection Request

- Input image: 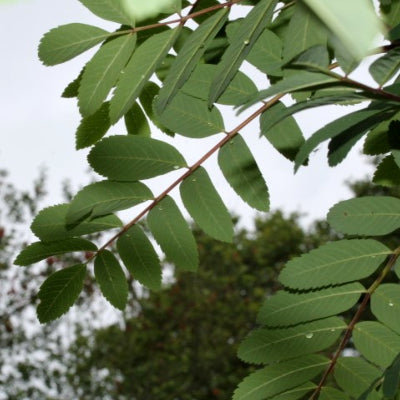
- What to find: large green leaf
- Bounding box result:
[147,196,198,271]
[79,0,135,26]
[66,181,153,226]
[78,33,137,117]
[371,284,400,334]
[180,167,233,242]
[31,204,122,242]
[353,321,400,368]
[155,9,229,113]
[370,48,400,86]
[109,28,181,123]
[15,238,97,266]
[38,23,111,66]
[279,239,390,290]
[117,225,161,290]
[327,196,400,236]
[88,135,187,181]
[232,355,328,400]
[218,134,269,211]
[238,317,345,365]
[257,282,364,327]
[94,250,128,310]
[209,0,279,106]
[37,264,86,323]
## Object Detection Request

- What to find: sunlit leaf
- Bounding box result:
[121,0,181,23]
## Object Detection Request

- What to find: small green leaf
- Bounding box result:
[371,284,400,334]
[38,23,111,66]
[94,250,128,310]
[180,167,233,242]
[147,196,198,271]
[370,48,400,86]
[79,0,135,26]
[373,155,400,187]
[88,135,187,181]
[218,134,269,211]
[15,238,97,266]
[327,196,400,236]
[117,225,161,290]
[124,102,151,137]
[37,264,86,323]
[78,33,137,117]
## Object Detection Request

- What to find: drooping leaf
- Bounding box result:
[353,321,400,368]
[79,0,135,26]
[370,48,400,86]
[94,250,128,310]
[109,28,181,123]
[180,167,233,242]
[37,264,86,323]
[15,238,97,266]
[218,134,269,211]
[371,284,400,334]
[31,204,122,242]
[117,225,161,290]
[319,387,350,400]
[327,196,400,236]
[232,355,328,400]
[279,239,390,290]
[238,317,345,365]
[124,102,151,137]
[209,0,279,106]
[373,155,400,187]
[78,33,137,117]
[88,135,187,181]
[38,23,111,66]
[383,354,400,398]
[66,181,153,226]
[257,282,364,327]
[147,196,198,271]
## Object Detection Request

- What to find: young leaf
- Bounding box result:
[38,23,111,66]
[218,134,269,211]
[109,28,181,123]
[78,33,137,117]
[371,284,400,334]
[124,102,151,137]
[66,181,153,226]
[209,0,279,106]
[37,264,86,323]
[257,282,364,327]
[117,225,162,290]
[94,250,128,310]
[279,239,390,290]
[370,48,400,86]
[88,135,187,181]
[31,204,122,242]
[15,238,97,266]
[79,0,135,26]
[327,196,400,236]
[232,355,328,400]
[373,155,400,187]
[180,167,234,243]
[238,317,345,365]
[147,196,198,271]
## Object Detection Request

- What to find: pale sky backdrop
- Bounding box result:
[1,0,377,230]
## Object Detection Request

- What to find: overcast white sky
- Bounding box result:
[1,0,376,229]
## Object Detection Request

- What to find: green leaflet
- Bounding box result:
[38,23,111,66]
[94,250,128,310]
[327,196,400,236]
[66,181,153,226]
[232,355,328,400]
[371,284,400,334]
[319,387,350,400]
[290,45,330,71]
[109,28,181,123]
[370,48,400,86]
[257,282,364,327]
[124,102,151,137]
[158,92,225,138]
[62,68,84,98]
[180,167,234,243]
[334,357,382,399]
[279,239,390,290]
[37,264,86,323]
[147,196,198,271]
[117,225,161,290]
[218,134,269,211]
[87,135,187,181]
[381,0,400,28]
[14,238,97,266]
[353,321,400,368]
[79,0,135,26]
[120,0,181,23]
[209,0,279,107]
[31,204,122,242]
[75,102,111,149]
[260,102,305,161]
[155,9,229,113]
[78,33,137,117]
[373,155,400,187]
[383,355,400,398]
[238,317,345,365]
[268,382,317,400]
